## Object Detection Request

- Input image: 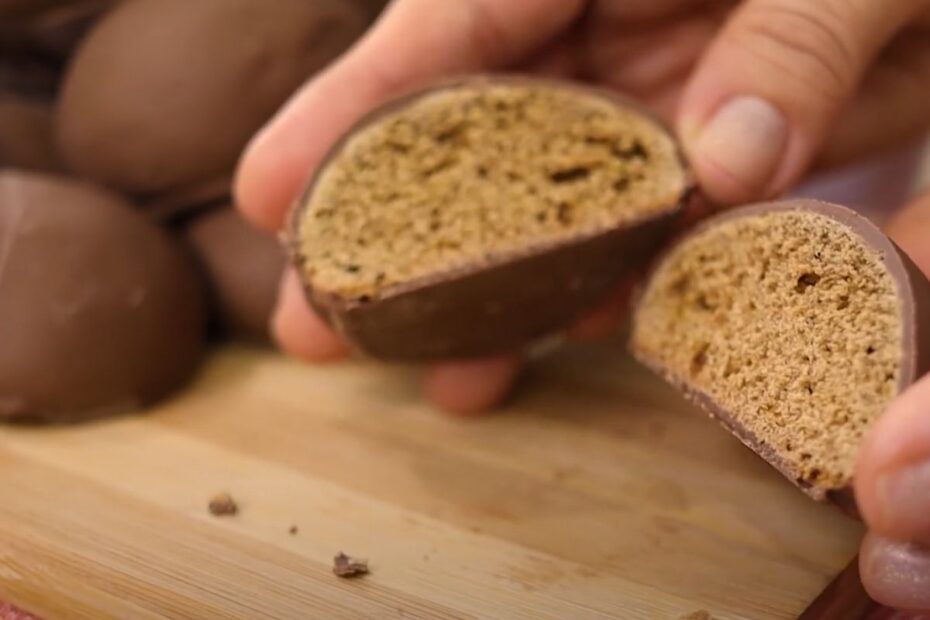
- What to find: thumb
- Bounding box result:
[678,0,927,205]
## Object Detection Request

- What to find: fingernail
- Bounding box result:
[876,461,930,541]
[688,96,788,203]
[861,532,930,609]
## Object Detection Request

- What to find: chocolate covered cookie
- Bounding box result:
[0,96,60,171]
[631,199,930,504]
[289,77,692,360]
[0,171,207,421]
[184,207,284,342]
[57,0,367,198]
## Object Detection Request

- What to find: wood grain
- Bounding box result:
[0,341,863,619]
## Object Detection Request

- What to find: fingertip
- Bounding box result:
[422,355,522,415]
[856,375,930,538]
[568,279,635,341]
[272,269,348,362]
[678,96,790,205]
[860,532,930,610]
[234,124,297,233]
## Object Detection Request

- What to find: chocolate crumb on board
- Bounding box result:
[289,525,298,535]
[207,492,238,516]
[333,552,369,578]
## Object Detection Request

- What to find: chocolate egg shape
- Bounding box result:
[0,0,114,60]
[57,0,367,198]
[184,207,284,343]
[631,199,930,506]
[289,76,692,361]
[0,96,60,171]
[0,171,207,421]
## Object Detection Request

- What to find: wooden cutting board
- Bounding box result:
[0,339,863,619]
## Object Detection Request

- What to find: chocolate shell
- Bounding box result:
[798,558,882,620]
[0,96,60,171]
[183,207,284,343]
[288,76,692,361]
[56,0,367,199]
[631,199,930,504]
[0,171,207,422]
[0,53,59,99]
[0,0,114,60]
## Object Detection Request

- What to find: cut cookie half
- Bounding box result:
[631,199,930,504]
[289,76,691,360]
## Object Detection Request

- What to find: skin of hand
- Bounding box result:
[856,188,930,611]
[236,0,930,413]
[236,2,930,606]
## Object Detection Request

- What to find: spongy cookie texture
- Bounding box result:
[632,211,902,491]
[297,83,686,298]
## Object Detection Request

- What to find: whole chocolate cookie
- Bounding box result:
[0,96,59,171]
[57,0,367,199]
[0,171,207,421]
[184,207,284,343]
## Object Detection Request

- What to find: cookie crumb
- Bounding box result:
[333,552,369,578]
[208,492,238,516]
[289,525,298,535]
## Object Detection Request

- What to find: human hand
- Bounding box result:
[235,0,930,413]
[856,188,930,612]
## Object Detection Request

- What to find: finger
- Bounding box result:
[235,0,584,231]
[856,373,930,543]
[860,532,930,610]
[678,0,928,205]
[584,8,723,97]
[855,190,930,541]
[272,269,348,362]
[567,278,637,341]
[422,355,522,415]
[818,31,930,169]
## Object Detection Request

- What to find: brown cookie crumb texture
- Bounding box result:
[208,492,238,517]
[333,552,369,578]
[631,199,930,500]
[292,77,690,360]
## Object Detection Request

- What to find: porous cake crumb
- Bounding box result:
[632,210,902,491]
[297,82,687,299]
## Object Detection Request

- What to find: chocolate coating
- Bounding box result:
[184,207,284,342]
[0,0,113,60]
[57,0,367,198]
[0,0,56,17]
[0,96,60,171]
[0,54,59,99]
[352,0,389,20]
[0,171,207,421]
[289,77,692,361]
[631,199,930,505]
[798,558,882,620]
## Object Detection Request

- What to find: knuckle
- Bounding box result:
[462,0,514,67]
[728,0,862,104]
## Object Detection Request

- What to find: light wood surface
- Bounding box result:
[0,340,862,619]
